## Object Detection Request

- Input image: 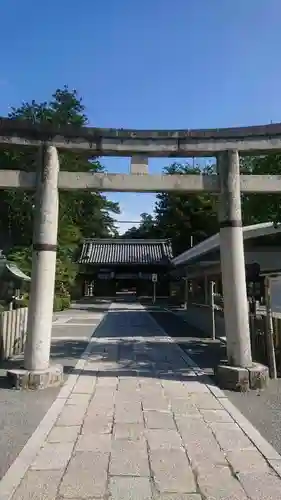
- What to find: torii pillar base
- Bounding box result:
[6,364,63,390]
[215,362,268,392]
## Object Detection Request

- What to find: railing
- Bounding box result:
[0,307,28,360]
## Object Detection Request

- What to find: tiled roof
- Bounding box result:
[79,239,173,265]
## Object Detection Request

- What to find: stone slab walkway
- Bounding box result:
[2,302,281,499]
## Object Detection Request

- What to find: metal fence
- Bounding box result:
[0,307,28,360]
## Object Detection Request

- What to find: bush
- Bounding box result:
[53,296,62,312]
[53,294,71,312]
[60,295,71,310]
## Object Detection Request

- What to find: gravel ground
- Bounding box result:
[150,309,281,455]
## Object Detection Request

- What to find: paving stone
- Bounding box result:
[190,393,223,410]
[56,405,87,426]
[238,472,281,499]
[72,374,96,394]
[47,425,80,443]
[75,433,112,452]
[66,393,91,406]
[115,401,143,423]
[155,495,202,500]
[181,381,210,393]
[150,448,196,493]
[110,439,150,476]
[59,451,109,498]
[210,422,255,452]
[86,399,115,418]
[82,415,113,434]
[170,398,201,417]
[142,396,170,411]
[31,442,74,470]
[269,459,281,477]
[226,449,273,474]
[118,379,140,391]
[197,466,248,499]
[200,409,233,423]
[144,410,176,429]
[91,387,116,403]
[95,376,118,387]
[116,389,142,403]
[181,432,227,468]
[11,470,63,500]
[109,476,152,500]
[146,429,183,450]
[175,416,213,436]
[114,422,145,440]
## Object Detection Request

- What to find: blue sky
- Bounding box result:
[1,0,281,233]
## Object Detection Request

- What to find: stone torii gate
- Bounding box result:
[1,119,281,390]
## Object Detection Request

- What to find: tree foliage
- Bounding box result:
[241,154,281,227]
[124,155,281,256]
[0,86,120,308]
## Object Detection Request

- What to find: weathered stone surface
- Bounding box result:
[6,364,63,390]
[190,393,223,410]
[197,466,248,499]
[82,415,113,434]
[238,472,281,499]
[215,364,249,391]
[72,374,96,394]
[114,422,145,440]
[248,362,269,390]
[59,451,109,498]
[181,381,210,393]
[170,398,200,416]
[150,448,196,493]
[145,429,183,450]
[210,422,255,452]
[155,495,202,500]
[75,433,112,452]
[144,410,176,429]
[181,431,227,468]
[11,470,63,500]
[56,405,87,426]
[115,401,143,423]
[110,439,150,476]
[142,395,170,411]
[200,409,233,423]
[95,375,118,387]
[226,449,272,473]
[47,425,80,443]
[109,476,152,500]
[31,442,74,470]
[66,393,91,406]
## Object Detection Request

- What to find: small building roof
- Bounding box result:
[172,222,281,267]
[79,238,173,266]
[0,259,31,282]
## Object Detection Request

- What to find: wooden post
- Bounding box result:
[265,276,277,379]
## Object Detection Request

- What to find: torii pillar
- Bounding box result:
[215,150,268,390]
[7,146,63,389]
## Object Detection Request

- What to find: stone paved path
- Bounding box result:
[2,302,281,499]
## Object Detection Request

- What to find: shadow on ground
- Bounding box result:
[0,306,226,389]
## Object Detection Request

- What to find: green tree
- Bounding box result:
[124,162,218,256]
[123,213,157,239]
[0,86,120,308]
[240,154,281,227]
